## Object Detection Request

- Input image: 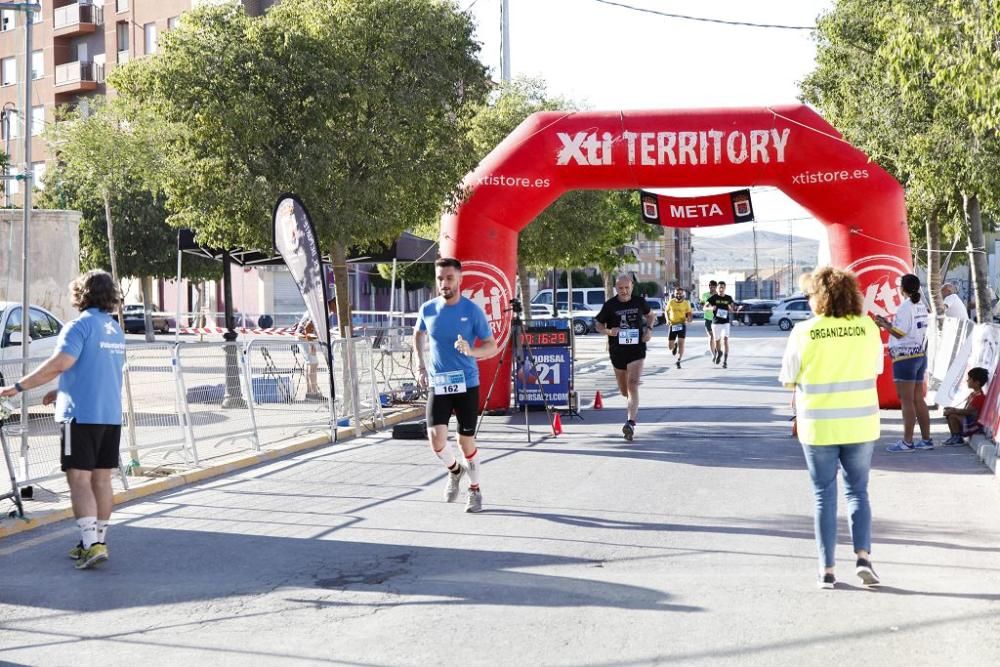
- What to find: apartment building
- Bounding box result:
[626,227,695,293]
[0,0,279,205]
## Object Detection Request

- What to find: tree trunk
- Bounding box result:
[925,213,944,316]
[141,276,155,342]
[330,241,352,338]
[517,257,531,324]
[964,193,991,322]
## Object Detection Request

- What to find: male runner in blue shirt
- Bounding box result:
[414,258,497,513]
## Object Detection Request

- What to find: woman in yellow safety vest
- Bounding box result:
[779,267,884,590]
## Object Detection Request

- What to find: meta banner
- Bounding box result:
[272,194,332,346]
[640,189,755,228]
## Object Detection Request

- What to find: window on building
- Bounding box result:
[167,16,179,31]
[1,10,15,32]
[116,0,129,12]
[33,1,42,24]
[116,21,129,53]
[4,109,19,139]
[31,162,47,190]
[144,22,157,55]
[31,106,44,136]
[2,56,16,86]
[31,50,43,80]
[7,166,19,195]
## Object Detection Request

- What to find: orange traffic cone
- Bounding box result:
[552,412,563,436]
[593,390,604,410]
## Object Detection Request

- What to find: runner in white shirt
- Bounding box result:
[875,273,932,452]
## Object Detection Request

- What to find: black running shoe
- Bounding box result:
[817,572,836,590]
[676,360,681,369]
[622,421,634,441]
[856,558,880,587]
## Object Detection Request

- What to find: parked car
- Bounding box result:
[0,302,64,408]
[770,297,813,331]
[532,287,608,311]
[736,299,778,326]
[645,297,666,326]
[121,304,173,334]
[529,302,596,336]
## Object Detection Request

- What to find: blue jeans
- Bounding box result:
[800,442,874,569]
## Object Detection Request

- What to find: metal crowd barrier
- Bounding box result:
[0,335,393,503]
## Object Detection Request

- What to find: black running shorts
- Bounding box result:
[60,421,121,472]
[668,323,687,341]
[426,385,480,436]
[609,345,646,371]
[704,319,713,333]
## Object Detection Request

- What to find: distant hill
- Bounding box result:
[693,229,819,275]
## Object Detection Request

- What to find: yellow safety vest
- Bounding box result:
[794,315,882,446]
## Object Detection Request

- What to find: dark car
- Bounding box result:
[736,299,778,325]
[121,304,172,334]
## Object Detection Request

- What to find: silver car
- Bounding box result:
[770,297,813,331]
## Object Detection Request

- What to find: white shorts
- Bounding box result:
[712,322,731,338]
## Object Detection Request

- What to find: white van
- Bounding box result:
[531,288,607,312]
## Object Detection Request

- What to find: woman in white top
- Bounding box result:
[875,273,932,452]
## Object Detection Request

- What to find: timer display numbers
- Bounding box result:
[519,329,569,347]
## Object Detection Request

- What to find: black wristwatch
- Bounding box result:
[14,382,24,393]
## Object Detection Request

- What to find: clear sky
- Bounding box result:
[465,0,835,242]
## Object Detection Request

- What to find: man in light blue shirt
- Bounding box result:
[414,258,496,513]
[1,270,125,570]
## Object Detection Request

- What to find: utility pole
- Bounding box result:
[500,0,511,82]
[752,225,760,298]
[787,221,794,295]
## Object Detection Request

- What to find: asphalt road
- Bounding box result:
[1,325,998,666]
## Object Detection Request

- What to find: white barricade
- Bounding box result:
[243,339,334,446]
[333,337,384,432]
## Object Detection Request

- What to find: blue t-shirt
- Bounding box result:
[417,296,492,388]
[54,308,126,425]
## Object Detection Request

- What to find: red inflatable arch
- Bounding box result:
[440,105,910,410]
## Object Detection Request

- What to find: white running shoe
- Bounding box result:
[444,464,466,502]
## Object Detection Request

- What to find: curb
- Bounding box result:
[968,433,998,475]
[0,407,424,541]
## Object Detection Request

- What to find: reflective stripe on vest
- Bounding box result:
[795,316,881,446]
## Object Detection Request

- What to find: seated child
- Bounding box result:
[942,367,989,446]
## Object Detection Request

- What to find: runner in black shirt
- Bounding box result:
[595,275,655,441]
[706,281,735,368]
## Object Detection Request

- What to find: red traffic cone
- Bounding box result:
[593,390,604,410]
[552,412,563,436]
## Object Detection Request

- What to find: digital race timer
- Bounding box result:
[520,329,569,347]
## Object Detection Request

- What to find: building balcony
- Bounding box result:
[54,61,99,93]
[53,3,101,38]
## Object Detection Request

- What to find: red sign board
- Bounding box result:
[640,189,754,228]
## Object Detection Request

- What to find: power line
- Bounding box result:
[591,0,815,31]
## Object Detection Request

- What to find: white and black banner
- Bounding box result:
[272,194,331,346]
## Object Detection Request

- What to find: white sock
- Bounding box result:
[434,444,458,471]
[77,517,98,549]
[97,520,109,544]
[465,448,481,487]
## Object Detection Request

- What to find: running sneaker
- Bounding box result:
[69,542,85,560]
[74,543,109,570]
[855,558,880,587]
[676,360,681,369]
[722,361,728,369]
[465,488,483,513]
[817,572,836,590]
[622,421,635,441]
[444,464,466,503]
[914,438,935,450]
[886,440,915,453]
[942,435,966,447]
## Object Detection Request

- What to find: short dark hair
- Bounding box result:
[718,281,726,287]
[708,280,718,287]
[435,257,462,271]
[70,270,120,313]
[969,367,989,386]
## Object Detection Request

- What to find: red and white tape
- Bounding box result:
[177,326,300,336]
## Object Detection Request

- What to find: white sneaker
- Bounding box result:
[444,464,466,502]
[465,488,483,513]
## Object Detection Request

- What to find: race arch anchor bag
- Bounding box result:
[392,420,428,440]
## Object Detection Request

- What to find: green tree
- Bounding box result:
[112,1,488,336]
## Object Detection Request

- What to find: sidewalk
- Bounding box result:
[1,328,998,665]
